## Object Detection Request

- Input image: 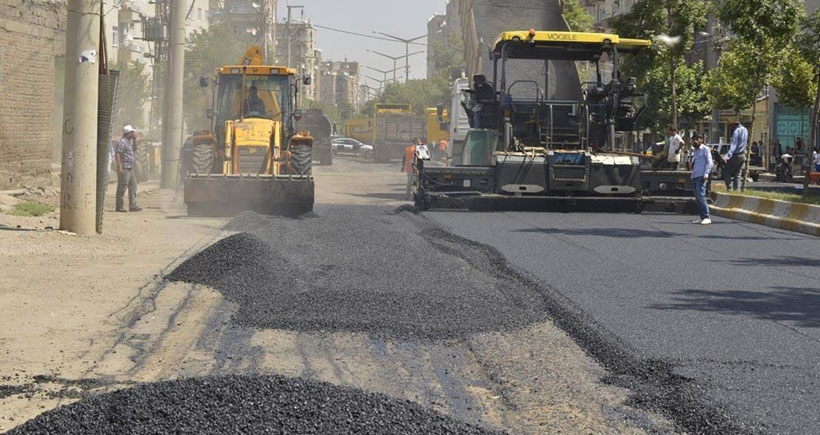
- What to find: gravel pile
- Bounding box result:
[7,375,502,434]
[167,208,547,340]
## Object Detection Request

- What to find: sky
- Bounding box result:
[277,0,448,90]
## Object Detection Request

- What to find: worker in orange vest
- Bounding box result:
[438,139,448,163]
[401,138,422,199]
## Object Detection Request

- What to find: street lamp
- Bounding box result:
[367,49,422,83]
[365,75,402,94]
[373,31,426,83]
[365,65,402,85]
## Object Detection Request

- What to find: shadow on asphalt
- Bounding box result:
[723,256,820,268]
[648,287,820,328]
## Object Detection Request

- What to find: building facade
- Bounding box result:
[0,0,66,180]
[318,61,360,110]
[275,18,319,100]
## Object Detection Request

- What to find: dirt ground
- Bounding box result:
[0,160,675,434]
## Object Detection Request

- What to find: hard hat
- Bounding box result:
[123,125,135,134]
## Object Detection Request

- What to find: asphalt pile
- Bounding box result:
[7,375,502,434]
[166,209,548,340]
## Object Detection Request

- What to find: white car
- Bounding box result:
[331,137,374,160]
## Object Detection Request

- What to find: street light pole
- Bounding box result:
[286,5,304,68]
[365,65,402,85]
[374,31,426,83]
[367,49,423,83]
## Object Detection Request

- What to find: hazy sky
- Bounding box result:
[277,0,448,88]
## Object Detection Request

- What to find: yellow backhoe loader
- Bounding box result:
[184,46,314,216]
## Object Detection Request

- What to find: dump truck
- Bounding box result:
[372,103,425,163]
[425,107,449,146]
[415,30,695,213]
[343,117,374,144]
[296,108,333,166]
[184,46,314,216]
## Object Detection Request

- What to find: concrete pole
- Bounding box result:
[60,0,101,236]
[161,0,185,188]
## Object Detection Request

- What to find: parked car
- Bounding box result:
[331,137,374,160]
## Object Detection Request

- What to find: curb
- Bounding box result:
[710,192,820,237]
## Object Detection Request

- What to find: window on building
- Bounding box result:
[198,8,202,20]
[113,26,119,47]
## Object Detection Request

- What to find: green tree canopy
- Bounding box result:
[562,0,593,32]
[611,0,711,128]
[114,61,150,131]
[183,22,255,132]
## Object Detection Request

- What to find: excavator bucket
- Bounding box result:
[184,174,314,217]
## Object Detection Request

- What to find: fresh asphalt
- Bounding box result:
[427,211,820,435]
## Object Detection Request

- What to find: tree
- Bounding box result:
[716,0,803,189]
[562,0,593,32]
[114,61,150,130]
[183,23,255,132]
[611,0,710,129]
[793,9,820,196]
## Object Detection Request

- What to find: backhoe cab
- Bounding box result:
[184,46,314,216]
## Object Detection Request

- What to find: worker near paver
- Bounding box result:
[665,126,683,170]
[115,125,142,212]
[723,122,748,191]
[690,133,713,225]
[438,139,448,163]
[401,138,422,200]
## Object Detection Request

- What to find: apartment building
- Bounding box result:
[318,61,360,110]
[275,18,319,100]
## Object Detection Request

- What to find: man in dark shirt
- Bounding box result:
[115,125,142,212]
[244,85,267,117]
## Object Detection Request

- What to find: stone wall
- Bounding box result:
[0,0,66,182]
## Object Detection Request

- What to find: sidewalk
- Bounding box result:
[710,190,820,237]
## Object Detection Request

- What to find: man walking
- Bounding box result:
[115,125,142,212]
[690,133,713,225]
[724,122,748,191]
[401,138,422,200]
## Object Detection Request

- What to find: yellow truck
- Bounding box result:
[343,117,374,144]
[183,46,314,216]
[372,103,425,162]
[425,107,449,146]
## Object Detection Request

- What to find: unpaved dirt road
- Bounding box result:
[0,158,676,434]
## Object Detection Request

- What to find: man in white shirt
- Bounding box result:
[666,126,684,169]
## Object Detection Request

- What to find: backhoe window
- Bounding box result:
[215,74,289,123]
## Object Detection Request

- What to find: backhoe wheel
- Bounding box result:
[290,143,313,175]
[192,143,214,175]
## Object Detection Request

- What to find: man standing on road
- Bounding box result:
[724,122,748,191]
[690,133,713,225]
[666,126,683,170]
[401,138,421,200]
[438,139,448,163]
[115,125,142,212]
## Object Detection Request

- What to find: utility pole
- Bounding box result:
[286,5,304,68]
[161,0,185,188]
[60,0,101,235]
[374,31,426,83]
